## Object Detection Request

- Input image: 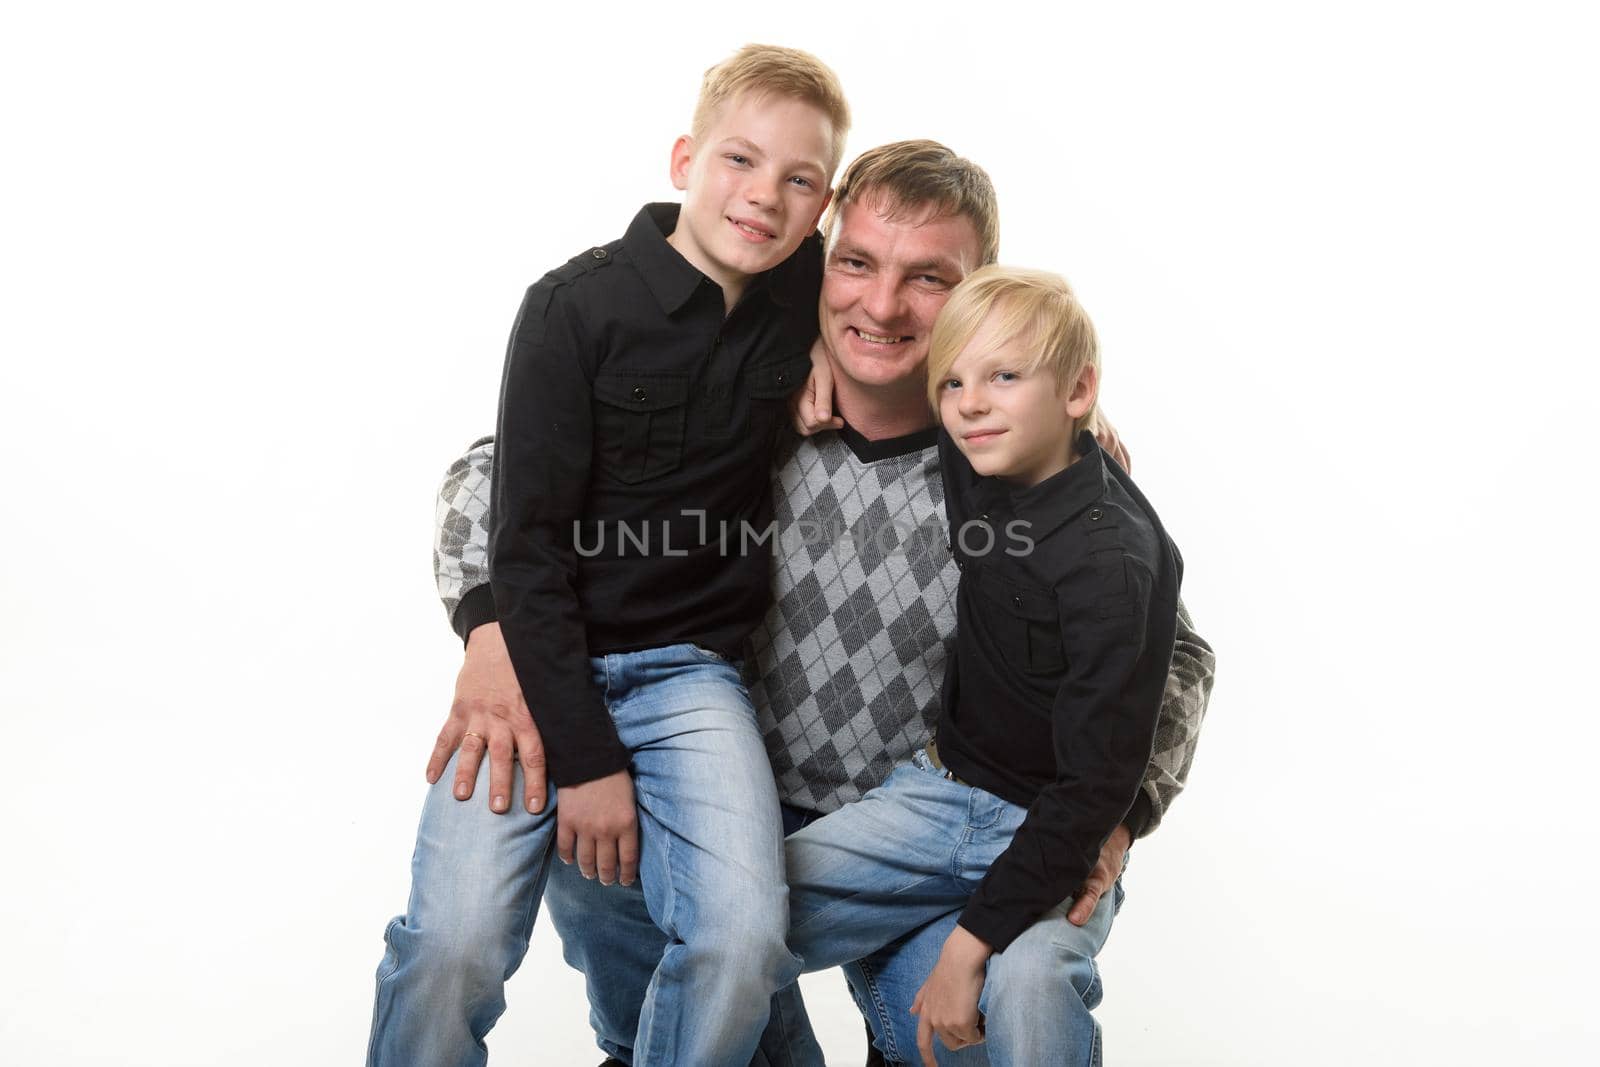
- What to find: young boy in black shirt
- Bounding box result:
[369,45,849,1067]
[783,265,1182,1065]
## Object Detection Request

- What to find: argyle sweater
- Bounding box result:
[434,428,1215,830]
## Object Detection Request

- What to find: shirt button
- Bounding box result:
[591,248,607,259]
[632,386,648,402]
[1088,507,1103,521]
[776,371,789,386]
[980,512,990,523]
[1012,595,1023,609]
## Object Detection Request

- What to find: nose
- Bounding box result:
[957,379,988,418]
[861,274,906,328]
[745,169,781,210]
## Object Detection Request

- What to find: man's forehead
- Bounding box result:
[833,196,981,268]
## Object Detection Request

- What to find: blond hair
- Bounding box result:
[691,45,851,172]
[926,265,1100,432]
[824,140,999,267]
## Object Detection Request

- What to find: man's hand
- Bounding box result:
[556,770,639,887]
[1067,823,1132,926]
[910,924,992,1067]
[424,621,548,815]
[790,336,844,435]
[1091,410,1132,473]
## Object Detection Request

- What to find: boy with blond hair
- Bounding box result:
[367,44,849,1067]
[783,265,1183,1065]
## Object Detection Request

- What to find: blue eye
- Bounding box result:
[727,154,750,166]
[995,371,1019,382]
[789,176,813,189]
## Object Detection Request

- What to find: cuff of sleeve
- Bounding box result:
[1124,789,1154,842]
[453,585,497,644]
[958,895,1030,955]
[547,742,632,789]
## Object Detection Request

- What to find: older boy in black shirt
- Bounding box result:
[784,265,1181,1065]
[368,45,849,1067]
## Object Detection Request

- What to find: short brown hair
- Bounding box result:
[691,45,851,173]
[824,140,999,267]
[926,265,1100,433]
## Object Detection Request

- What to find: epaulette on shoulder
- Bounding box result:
[514,241,622,345]
[546,242,620,287]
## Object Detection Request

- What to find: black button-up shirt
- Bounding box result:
[489,204,820,785]
[936,429,1183,952]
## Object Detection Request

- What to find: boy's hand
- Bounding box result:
[1090,409,1132,473]
[426,621,548,816]
[556,770,639,887]
[789,336,844,435]
[1068,823,1132,925]
[910,924,993,1066]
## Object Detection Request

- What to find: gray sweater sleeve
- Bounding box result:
[433,436,497,642]
[1125,598,1216,839]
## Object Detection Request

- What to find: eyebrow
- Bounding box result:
[829,244,963,277]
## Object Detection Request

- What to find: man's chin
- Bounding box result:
[834,346,926,391]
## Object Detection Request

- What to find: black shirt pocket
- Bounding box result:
[973,567,1066,676]
[592,371,690,484]
[741,348,812,441]
[746,349,812,400]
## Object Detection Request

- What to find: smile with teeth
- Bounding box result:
[852,327,909,345]
[730,218,775,239]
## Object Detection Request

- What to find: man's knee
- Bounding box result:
[981,915,1107,1042]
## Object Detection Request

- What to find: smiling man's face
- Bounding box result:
[819,197,984,396]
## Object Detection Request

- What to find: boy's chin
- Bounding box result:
[958,449,1009,479]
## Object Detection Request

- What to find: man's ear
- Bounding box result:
[1064,364,1099,421]
[668,134,695,192]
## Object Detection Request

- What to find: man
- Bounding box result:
[427,141,1215,1064]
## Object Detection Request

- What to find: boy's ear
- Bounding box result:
[806,188,835,235]
[1063,364,1099,421]
[669,134,695,192]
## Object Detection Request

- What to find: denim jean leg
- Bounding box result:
[976,885,1119,1067]
[605,645,801,1067]
[367,752,559,1067]
[750,983,827,1067]
[749,805,832,1067]
[786,764,976,974]
[544,856,664,1064]
[843,912,989,1066]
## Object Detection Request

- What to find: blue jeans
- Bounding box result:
[367,643,800,1067]
[542,859,826,1066]
[785,754,1124,1066]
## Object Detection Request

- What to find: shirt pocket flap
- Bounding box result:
[746,351,812,399]
[593,372,689,413]
[975,569,1059,623]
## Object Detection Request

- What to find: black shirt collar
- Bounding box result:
[624,202,795,316]
[973,429,1110,541]
[625,204,705,316]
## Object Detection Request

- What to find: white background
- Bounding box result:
[4,1,1597,1063]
